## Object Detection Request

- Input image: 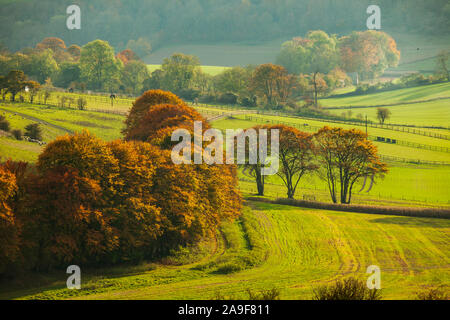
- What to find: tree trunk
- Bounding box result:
[313,72,318,107]
[255,169,264,196]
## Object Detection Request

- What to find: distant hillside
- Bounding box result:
[1,0,449,53]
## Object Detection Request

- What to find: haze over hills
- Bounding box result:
[1,0,449,55]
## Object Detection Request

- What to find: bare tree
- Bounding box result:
[377,107,391,125]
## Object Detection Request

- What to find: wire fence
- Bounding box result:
[243,115,450,162]
[239,183,450,205]
[193,103,450,139]
[253,109,450,140]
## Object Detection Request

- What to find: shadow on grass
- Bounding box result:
[369,216,450,228]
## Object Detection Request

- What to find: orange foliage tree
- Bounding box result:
[271,125,317,199]
[250,63,297,106]
[314,127,388,204]
[116,49,140,65]
[339,31,400,83]
[0,165,20,274]
[35,37,71,63]
[125,91,241,252]
[125,103,208,145]
[123,89,186,138]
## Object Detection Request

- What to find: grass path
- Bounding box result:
[4,202,449,300]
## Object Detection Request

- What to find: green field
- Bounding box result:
[1,83,449,300]
[148,64,231,76]
[2,202,449,300]
[321,82,450,108]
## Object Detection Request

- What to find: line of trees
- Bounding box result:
[0,90,241,277]
[241,125,388,203]
[0,37,150,95]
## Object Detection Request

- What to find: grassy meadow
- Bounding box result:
[2,202,449,300]
[1,79,449,301]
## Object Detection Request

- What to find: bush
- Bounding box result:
[239,96,257,107]
[217,92,238,105]
[198,94,217,104]
[11,129,22,140]
[247,288,281,300]
[77,97,87,110]
[0,116,10,132]
[24,123,42,141]
[177,88,200,101]
[416,287,448,300]
[313,277,382,300]
[214,288,281,300]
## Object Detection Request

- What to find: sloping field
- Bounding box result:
[329,101,450,128]
[4,202,449,300]
[148,64,231,76]
[321,82,450,108]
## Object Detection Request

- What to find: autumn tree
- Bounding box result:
[123,89,187,139]
[126,103,208,145]
[376,108,391,124]
[314,127,388,204]
[124,90,241,252]
[105,140,164,261]
[0,165,20,274]
[4,70,35,102]
[250,63,296,107]
[35,37,71,63]
[67,45,81,61]
[116,49,141,65]
[272,125,317,199]
[339,31,400,83]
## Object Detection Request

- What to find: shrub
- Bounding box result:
[217,92,238,105]
[313,277,382,300]
[198,94,217,104]
[239,96,257,108]
[247,288,281,300]
[213,288,281,300]
[0,116,10,132]
[416,287,448,300]
[77,97,87,110]
[11,129,22,140]
[177,88,200,101]
[24,123,42,140]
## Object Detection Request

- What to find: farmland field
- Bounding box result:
[2,202,449,300]
[1,82,449,301]
[148,64,231,76]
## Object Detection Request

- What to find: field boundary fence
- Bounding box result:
[241,115,450,165]
[197,103,450,139]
